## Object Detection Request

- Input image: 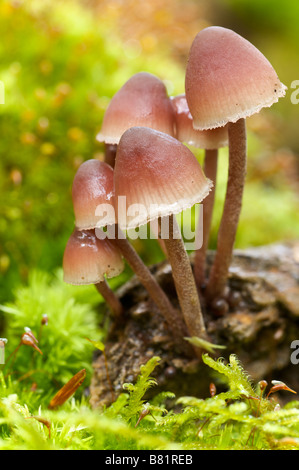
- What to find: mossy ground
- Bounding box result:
[0,270,299,450]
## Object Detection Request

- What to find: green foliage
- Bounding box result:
[120,356,161,424]
[1,348,299,450]
[0,257,299,450]
[185,335,226,354]
[201,353,254,398]
[0,269,101,395]
[153,354,299,450]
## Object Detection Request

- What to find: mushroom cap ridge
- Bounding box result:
[171,93,228,149]
[97,72,176,144]
[72,159,115,230]
[114,126,213,229]
[63,229,124,285]
[185,26,287,130]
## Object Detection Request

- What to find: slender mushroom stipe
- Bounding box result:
[104,144,117,168]
[170,94,227,289]
[107,224,192,354]
[162,213,206,337]
[206,118,247,300]
[194,148,218,290]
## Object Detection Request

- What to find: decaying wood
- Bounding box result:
[90,242,299,409]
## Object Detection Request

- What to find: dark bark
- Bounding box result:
[90,242,299,409]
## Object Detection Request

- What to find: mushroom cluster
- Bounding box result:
[63,26,286,356]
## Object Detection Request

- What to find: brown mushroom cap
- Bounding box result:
[72,159,115,230]
[114,126,213,229]
[63,229,124,285]
[96,72,175,144]
[171,94,228,149]
[185,26,287,130]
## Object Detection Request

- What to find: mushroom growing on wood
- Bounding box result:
[114,126,213,339]
[71,158,190,351]
[63,229,124,318]
[171,93,228,290]
[185,26,286,303]
[96,72,176,167]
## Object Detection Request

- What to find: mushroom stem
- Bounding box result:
[104,144,117,168]
[150,221,168,257]
[95,279,124,318]
[206,118,247,301]
[161,214,206,339]
[108,225,192,354]
[194,148,218,290]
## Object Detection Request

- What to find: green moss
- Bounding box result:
[1,320,299,450]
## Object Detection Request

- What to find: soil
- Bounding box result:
[90,241,299,408]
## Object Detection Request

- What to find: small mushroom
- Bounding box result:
[71,158,190,351]
[72,159,115,231]
[63,229,124,318]
[185,26,286,302]
[114,126,213,339]
[171,93,228,289]
[171,93,228,150]
[96,72,176,167]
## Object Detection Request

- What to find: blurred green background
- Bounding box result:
[0,0,298,304]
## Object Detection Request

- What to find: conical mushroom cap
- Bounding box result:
[72,159,115,230]
[63,229,124,285]
[96,72,175,144]
[185,26,287,130]
[114,126,213,229]
[171,94,228,149]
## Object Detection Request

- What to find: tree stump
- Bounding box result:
[90,242,299,408]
